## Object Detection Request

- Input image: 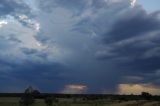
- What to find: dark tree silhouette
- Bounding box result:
[19,86,35,106]
[32,89,41,97]
[141,92,152,100]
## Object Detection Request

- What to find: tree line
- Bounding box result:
[18,86,160,106]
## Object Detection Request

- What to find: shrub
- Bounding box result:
[19,86,35,106]
[44,97,53,106]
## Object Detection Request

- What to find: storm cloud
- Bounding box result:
[0,0,160,94]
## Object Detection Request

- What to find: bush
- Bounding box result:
[19,86,35,106]
[44,97,53,106]
[141,92,152,100]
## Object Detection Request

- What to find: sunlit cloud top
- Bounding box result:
[130,0,137,7]
[0,20,8,28]
[61,84,88,94]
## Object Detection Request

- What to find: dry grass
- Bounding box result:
[0,97,159,106]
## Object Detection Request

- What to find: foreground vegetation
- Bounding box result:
[0,97,160,106]
[0,87,160,106]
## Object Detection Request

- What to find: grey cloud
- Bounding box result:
[7,34,22,43]
[105,9,160,43]
[21,48,39,55]
[0,50,73,92]
[35,0,160,93]
[38,0,110,15]
[32,0,160,93]
[21,48,48,60]
[1,0,160,94]
[0,0,30,16]
[38,0,86,14]
[0,36,19,50]
[94,9,160,89]
[98,9,160,62]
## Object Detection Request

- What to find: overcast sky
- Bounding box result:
[0,0,160,94]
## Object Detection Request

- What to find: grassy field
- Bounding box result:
[0,97,160,106]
